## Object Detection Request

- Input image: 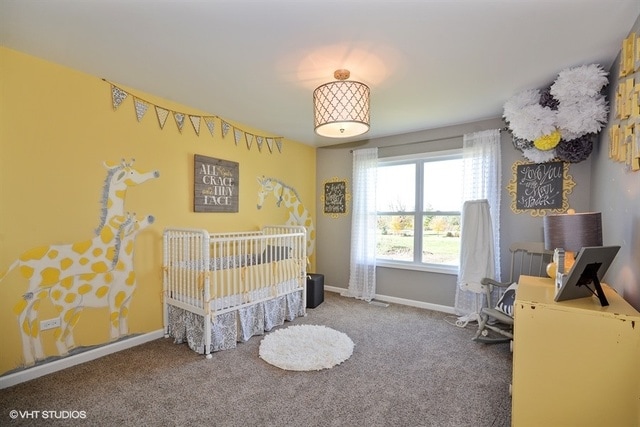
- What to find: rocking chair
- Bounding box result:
[473,242,553,344]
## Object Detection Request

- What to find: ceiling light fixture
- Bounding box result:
[313,69,370,138]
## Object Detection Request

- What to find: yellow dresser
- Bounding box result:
[511,275,640,427]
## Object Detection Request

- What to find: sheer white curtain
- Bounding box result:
[455,129,502,321]
[347,148,378,302]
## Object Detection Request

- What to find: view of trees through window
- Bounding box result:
[376,153,462,267]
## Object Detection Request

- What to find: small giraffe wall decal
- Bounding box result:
[1,159,159,367]
[256,176,315,258]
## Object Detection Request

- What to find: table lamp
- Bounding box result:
[543,210,603,277]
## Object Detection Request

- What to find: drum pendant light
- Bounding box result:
[313,69,370,138]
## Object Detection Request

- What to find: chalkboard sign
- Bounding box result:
[194,154,239,213]
[323,180,347,214]
[515,161,564,210]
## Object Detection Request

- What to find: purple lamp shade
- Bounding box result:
[543,212,603,252]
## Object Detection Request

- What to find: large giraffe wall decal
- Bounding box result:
[256,176,315,258]
[25,213,154,359]
[1,159,159,366]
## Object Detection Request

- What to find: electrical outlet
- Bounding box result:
[40,317,61,331]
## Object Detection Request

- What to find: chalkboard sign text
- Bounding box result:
[516,161,563,210]
[323,181,347,214]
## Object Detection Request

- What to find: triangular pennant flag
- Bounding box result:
[256,136,264,152]
[222,121,231,138]
[233,128,242,145]
[266,137,274,153]
[204,117,216,137]
[111,85,128,110]
[245,133,254,150]
[155,106,169,129]
[275,138,283,153]
[174,112,185,133]
[133,97,149,122]
[189,115,201,136]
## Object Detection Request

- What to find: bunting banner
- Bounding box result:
[204,116,216,136]
[106,81,283,153]
[174,112,185,133]
[245,133,254,150]
[155,106,169,129]
[189,115,201,136]
[222,121,231,139]
[134,97,149,122]
[111,85,128,110]
[233,128,242,145]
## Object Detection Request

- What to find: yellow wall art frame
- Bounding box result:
[507,161,576,217]
[321,177,351,218]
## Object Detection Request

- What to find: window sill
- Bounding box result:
[376,260,459,275]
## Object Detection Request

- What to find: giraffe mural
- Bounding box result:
[11,212,131,365]
[1,159,159,366]
[256,176,315,258]
[22,213,155,358]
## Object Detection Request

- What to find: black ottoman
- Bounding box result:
[306,273,324,308]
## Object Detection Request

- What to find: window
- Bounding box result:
[376,150,463,273]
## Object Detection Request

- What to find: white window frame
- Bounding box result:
[376,149,462,275]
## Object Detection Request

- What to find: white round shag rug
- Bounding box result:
[259,325,354,371]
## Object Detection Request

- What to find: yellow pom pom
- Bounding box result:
[533,130,561,151]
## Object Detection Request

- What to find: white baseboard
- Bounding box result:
[324,286,456,315]
[0,330,165,390]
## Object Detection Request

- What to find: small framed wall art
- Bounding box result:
[321,177,350,218]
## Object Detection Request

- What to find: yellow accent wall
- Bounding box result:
[0,47,316,375]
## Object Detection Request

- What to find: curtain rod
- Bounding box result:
[349,127,509,153]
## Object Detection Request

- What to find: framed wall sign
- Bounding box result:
[321,177,350,218]
[507,161,575,216]
[194,154,239,213]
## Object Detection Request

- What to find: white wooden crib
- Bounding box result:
[162,225,307,358]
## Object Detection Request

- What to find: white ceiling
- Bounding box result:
[1,0,639,147]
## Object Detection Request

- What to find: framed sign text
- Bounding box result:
[194,154,239,213]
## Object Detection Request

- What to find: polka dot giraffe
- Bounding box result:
[2,159,159,366]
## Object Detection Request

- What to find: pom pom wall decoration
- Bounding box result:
[503,64,609,163]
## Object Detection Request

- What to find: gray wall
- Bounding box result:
[591,14,640,310]
[316,117,593,309]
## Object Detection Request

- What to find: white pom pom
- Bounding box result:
[503,89,540,122]
[556,97,609,136]
[509,103,557,141]
[550,64,609,101]
[522,147,557,163]
[559,129,581,141]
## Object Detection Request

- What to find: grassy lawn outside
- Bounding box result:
[377,232,460,265]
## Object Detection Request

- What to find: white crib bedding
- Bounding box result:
[167,289,305,354]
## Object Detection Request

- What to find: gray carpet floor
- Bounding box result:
[0,292,512,426]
